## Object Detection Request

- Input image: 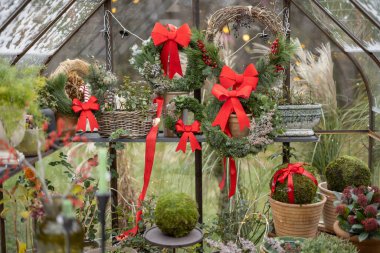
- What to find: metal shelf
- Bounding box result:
[274,135,319,143]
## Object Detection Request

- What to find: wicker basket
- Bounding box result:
[98,110,155,138]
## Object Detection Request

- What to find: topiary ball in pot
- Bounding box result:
[155,192,199,238]
[271,164,318,204]
[324,155,371,192]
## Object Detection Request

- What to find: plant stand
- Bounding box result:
[143,226,203,253]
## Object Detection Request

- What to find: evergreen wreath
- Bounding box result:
[164,96,204,136]
[130,29,222,94]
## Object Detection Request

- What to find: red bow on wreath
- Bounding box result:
[72,96,100,132]
[211,84,252,132]
[271,163,318,204]
[219,64,259,90]
[151,22,191,79]
[175,119,201,153]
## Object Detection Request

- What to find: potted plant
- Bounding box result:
[269,163,326,238]
[0,59,45,164]
[262,236,304,253]
[333,185,380,253]
[319,156,371,233]
[273,87,322,137]
[15,115,46,156]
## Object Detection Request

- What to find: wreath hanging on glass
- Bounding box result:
[164,96,204,153]
[129,23,222,95]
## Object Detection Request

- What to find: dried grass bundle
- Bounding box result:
[50,59,90,79]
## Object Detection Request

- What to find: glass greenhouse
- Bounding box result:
[0,0,380,252]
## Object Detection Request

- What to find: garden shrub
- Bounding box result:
[301,233,357,253]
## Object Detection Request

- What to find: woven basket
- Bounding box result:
[318,182,337,234]
[269,194,326,238]
[98,110,155,138]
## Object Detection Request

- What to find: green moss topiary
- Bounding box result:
[271,164,318,204]
[155,193,199,238]
[324,155,371,192]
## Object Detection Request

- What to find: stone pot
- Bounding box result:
[318,182,338,233]
[163,91,189,137]
[277,104,322,136]
[16,128,46,157]
[269,194,326,238]
[333,221,380,253]
[228,114,252,138]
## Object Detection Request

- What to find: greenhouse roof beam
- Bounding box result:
[44,0,106,66]
[349,0,380,30]
[309,0,380,68]
[0,0,31,33]
[11,0,77,65]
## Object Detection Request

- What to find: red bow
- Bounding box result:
[271,163,318,204]
[175,119,201,153]
[72,96,99,132]
[219,64,259,90]
[211,84,252,131]
[151,22,191,79]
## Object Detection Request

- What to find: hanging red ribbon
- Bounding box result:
[72,96,100,132]
[270,163,318,204]
[219,64,259,90]
[151,22,192,79]
[175,119,201,153]
[219,157,237,198]
[211,84,252,131]
[116,97,164,241]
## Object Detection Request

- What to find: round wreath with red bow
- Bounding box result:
[130,23,221,94]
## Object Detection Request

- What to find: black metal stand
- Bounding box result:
[97,193,110,253]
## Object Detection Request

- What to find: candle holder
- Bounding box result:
[97,192,110,253]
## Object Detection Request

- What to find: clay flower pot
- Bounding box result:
[318,182,338,233]
[55,112,78,136]
[333,221,380,253]
[228,114,252,138]
[269,194,326,238]
[163,91,189,137]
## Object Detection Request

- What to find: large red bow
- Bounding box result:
[219,64,259,90]
[151,22,191,79]
[271,163,318,204]
[211,84,252,131]
[72,96,99,132]
[175,119,201,153]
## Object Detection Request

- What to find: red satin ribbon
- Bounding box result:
[72,96,100,132]
[270,163,318,204]
[219,64,259,90]
[175,119,201,153]
[211,84,252,131]
[117,97,164,240]
[219,157,237,198]
[151,22,191,79]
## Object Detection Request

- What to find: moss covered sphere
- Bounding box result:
[271,164,318,204]
[155,193,199,238]
[325,155,371,192]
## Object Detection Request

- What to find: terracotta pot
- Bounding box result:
[269,194,326,238]
[55,113,78,136]
[228,114,252,138]
[163,91,189,137]
[318,182,338,233]
[333,221,380,253]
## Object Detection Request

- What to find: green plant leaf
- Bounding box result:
[359,232,369,242]
[356,211,365,222]
[366,190,374,202]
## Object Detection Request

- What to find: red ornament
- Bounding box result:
[72,96,100,132]
[151,22,191,79]
[271,38,280,54]
[175,119,202,153]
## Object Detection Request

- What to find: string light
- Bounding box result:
[222,25,229,34]
[111,7,117,13]
[133,0,140,4]
[242,34,250,42]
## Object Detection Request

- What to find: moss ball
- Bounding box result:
[325,156,371,192]
[271,164,318,204]
[155,193,199,238]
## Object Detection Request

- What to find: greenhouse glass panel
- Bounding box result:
[18,0,104,65]
[0,0,71,61]
[355,0,380,24]
[0,0,25,26]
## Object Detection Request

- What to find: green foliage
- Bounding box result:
[0,59,45,137]
[155,192,199,237]
[164,96,204,135]
[130,28,222,94]
[42,74,75,116]
[271,164,318,204]
[301,233,357,253]
[325,155,371,192]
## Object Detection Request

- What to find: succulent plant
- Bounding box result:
[325,156,371,192]
[271,164,318,204]
[155,192,199,238]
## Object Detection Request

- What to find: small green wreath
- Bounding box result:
[164,96,204,136]
[130,30,222,94]
[202,90,281,158]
